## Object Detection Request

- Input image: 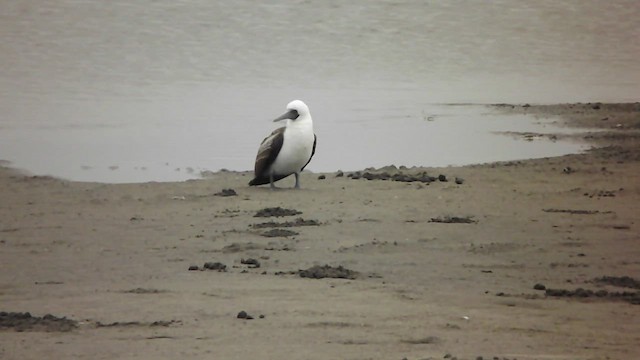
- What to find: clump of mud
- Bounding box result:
[122,288,167,294]
[202,262,227,271]
[95,320,178,328]
[254,207,302,217]
[299,265,359,280]
[594,275,640,289]
[348,171,439,183]
[0,312,77,332]
[214,188,237,197]
[545,288,640,305]
[261,229,298,237]
[241,258,261,268]
[252,218,320,229]
[429,216,477,224]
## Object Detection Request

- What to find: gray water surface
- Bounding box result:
[1,1,637,182]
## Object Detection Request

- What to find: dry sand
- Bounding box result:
[1,103,639,360]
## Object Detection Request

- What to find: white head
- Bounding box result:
[273,100,312,125]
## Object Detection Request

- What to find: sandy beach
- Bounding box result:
[1,103,639,359]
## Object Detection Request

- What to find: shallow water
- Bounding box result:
[0,103,590,183]
[1,1,637,182]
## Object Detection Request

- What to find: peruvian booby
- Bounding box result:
[249,100,317,189]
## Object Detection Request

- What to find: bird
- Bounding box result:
[249,100,317,189]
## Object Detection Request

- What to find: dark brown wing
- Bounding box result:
[249,127,285,185]
[301,134,317,171]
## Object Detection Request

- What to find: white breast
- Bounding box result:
[270,121,314,175]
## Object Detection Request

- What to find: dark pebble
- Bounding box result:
[236,311,254,320]
[317,175,326,180]
[438,174,447,182]
[455,177,464,184]
[188,265,199,271]
[533,283,546,290]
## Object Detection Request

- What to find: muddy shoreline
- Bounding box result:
[1,103,639,359]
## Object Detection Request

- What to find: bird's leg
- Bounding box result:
[294,172,301,189]
[269,172,281,190]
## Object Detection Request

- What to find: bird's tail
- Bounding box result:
[248,177,269,186]
[248,174,289,186]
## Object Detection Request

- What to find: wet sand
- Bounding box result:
[1,103,639,359]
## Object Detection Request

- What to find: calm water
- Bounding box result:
[1,1,638,182]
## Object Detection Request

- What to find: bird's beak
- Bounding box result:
[273,109,299,122]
